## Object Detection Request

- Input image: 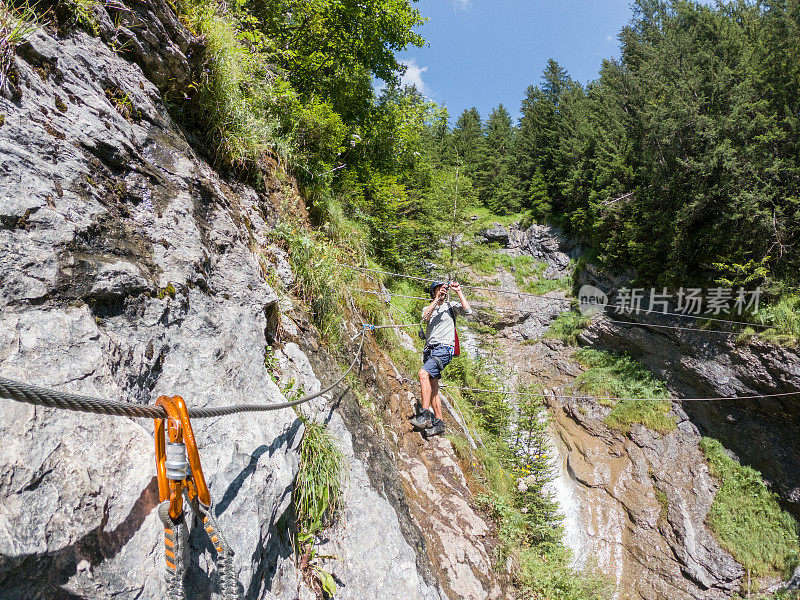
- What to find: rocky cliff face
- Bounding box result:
[472,306,744,600]
[0,5,500,599]
[470,222,799,599]
[545,384,742,600]
[576,265,800,517]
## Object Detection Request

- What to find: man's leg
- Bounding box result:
[430,377,443,420]
[411,367,436,429]
[422,347,450,436]
[418,368,433,411]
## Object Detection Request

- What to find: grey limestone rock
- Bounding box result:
[0,6,460,600]
[477,223,510,246]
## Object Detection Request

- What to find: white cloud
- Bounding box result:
[606,35,614,42]
[452,0,471,10]
[400,59,429,94]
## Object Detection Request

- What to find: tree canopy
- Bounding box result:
[423,0,800,290]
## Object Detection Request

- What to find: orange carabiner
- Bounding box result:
[154,396,211,521]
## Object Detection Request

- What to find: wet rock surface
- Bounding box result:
[549,391,742,599]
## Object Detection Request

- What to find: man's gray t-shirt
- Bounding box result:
[423,301,471,346]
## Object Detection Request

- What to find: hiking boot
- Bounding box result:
[425,418,446,437]
[410,408,434,429]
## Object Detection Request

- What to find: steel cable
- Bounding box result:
[343,263,780,331]
[439,383,800,402]
[0,332,364,419]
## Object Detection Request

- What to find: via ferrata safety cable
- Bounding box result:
[342,263,779,332]
[349,287,782,339]
[0,331,365,419]
[362,322,420,330]
[438,384,800,403]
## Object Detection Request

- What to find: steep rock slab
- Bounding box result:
[0,19,305,600]
[273,341,444,600]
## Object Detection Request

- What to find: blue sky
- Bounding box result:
[396,0,639,123]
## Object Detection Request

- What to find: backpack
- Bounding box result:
[449,306,461,357]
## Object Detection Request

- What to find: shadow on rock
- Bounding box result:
[215,417,303,517]
[0,477,159,600]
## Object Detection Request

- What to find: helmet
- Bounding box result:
[429,281,447,298]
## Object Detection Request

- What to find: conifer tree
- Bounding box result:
[479,104,522,213]
[449,107,487,183]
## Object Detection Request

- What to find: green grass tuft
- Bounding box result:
[180,0,287,173]
[545,311,591,345]
[509,255,571,295]
[385,278,427,323]
[573,348,676,434]
[454,241,511,275]
[293,415,347,537]
[604,398,675,434]
[700,437,799,579]
[0,0,38,88]
[753,293,800,346]
[275,221,351,339]
[573,349,670,401]
[60,0,100,33]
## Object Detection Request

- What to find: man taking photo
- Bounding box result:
[411,280,471,437]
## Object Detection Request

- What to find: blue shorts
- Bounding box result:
[422,344,454,380]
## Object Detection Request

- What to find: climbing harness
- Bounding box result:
[154,395,239,600]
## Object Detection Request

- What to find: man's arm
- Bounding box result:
[450,282,471,314]
[422,286,447,322]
